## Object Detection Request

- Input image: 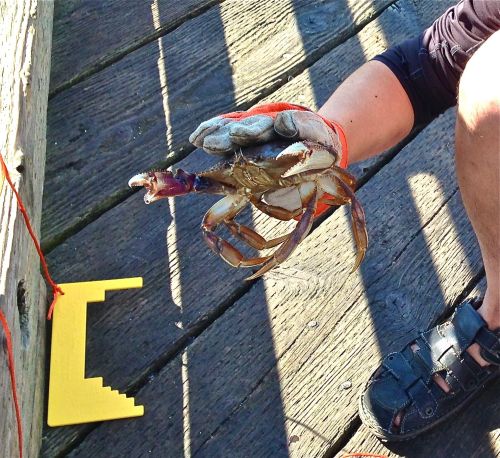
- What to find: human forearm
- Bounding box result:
[321,1,500,166]
[318,60,414,165]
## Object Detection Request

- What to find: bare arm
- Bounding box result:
[318,60,414,165]
[321,1,500,165]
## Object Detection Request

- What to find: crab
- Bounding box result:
[128,141,367,280]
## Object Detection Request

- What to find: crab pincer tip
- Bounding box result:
[128,173,148,188]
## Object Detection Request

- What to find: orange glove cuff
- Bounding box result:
[221,102,349,167]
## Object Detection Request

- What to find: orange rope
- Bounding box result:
[0,153,63,319]
[0,309,23,458]
[1,152,65,457]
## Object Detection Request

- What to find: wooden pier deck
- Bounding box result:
[41,1,499,457]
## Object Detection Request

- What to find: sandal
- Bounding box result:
[359,301,500,441]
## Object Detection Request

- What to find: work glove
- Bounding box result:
[189,102,348,168]
[189,102,350,218]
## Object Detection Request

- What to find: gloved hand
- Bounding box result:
[189,102,348,168]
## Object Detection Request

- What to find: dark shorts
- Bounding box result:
[373,0,500,126]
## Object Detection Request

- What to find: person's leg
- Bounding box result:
[359,31,500,440]
[400,28,500,400]
[405,27,500,397]
[456,29,500,339]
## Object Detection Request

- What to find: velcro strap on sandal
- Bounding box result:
[383,352,437,417]
[449,302,486,350]
[451,302,500,365]
[383,352,420,389]
[476,327,500,365]
[407,379,438,418]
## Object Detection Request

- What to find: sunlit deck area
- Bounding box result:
[41,0,499,456]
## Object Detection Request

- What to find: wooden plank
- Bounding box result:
[42,0,396,250]
[0,1,53,456]
[50,0,222,94]
[41,0,455,454]
[60,107,485,457]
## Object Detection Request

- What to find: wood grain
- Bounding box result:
[50,0,222,94]
[42,0,455,454]
[469,276,487,301]
[42,0,395,250]
[61,108,486,457]
[0,1,53,456]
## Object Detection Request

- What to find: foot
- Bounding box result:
[359,301,500,441]
[428,301,500,397]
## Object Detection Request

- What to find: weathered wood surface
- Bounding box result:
[0,0,53,456]
[42,0,397,250]
[338,387,499,458]
[41,0,457,454]
[469,276,487,300]
[50,0,222,94]
[56,106,487,457]
[42,0,458,455]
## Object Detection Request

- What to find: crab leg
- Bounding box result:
[225,220,290,250]
[318,175,351,206]
[319,197,346,206]
[330,174,368,271]
[330,165,357,190]
[246,184,318,280]
[202,195,272,268]
[249,195,302,221]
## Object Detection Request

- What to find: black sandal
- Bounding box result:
[359,301,500,441]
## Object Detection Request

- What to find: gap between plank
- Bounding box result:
[322,416,363,458]
[390,186,459,267]
[191,301,320,455]
[41,155,180,254]
[49,0,397,100]
[48,0,227,99]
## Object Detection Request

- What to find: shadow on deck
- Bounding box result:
[41,1,498,457]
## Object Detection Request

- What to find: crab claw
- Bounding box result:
[277,141,337,177]
[128,169,196,204]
